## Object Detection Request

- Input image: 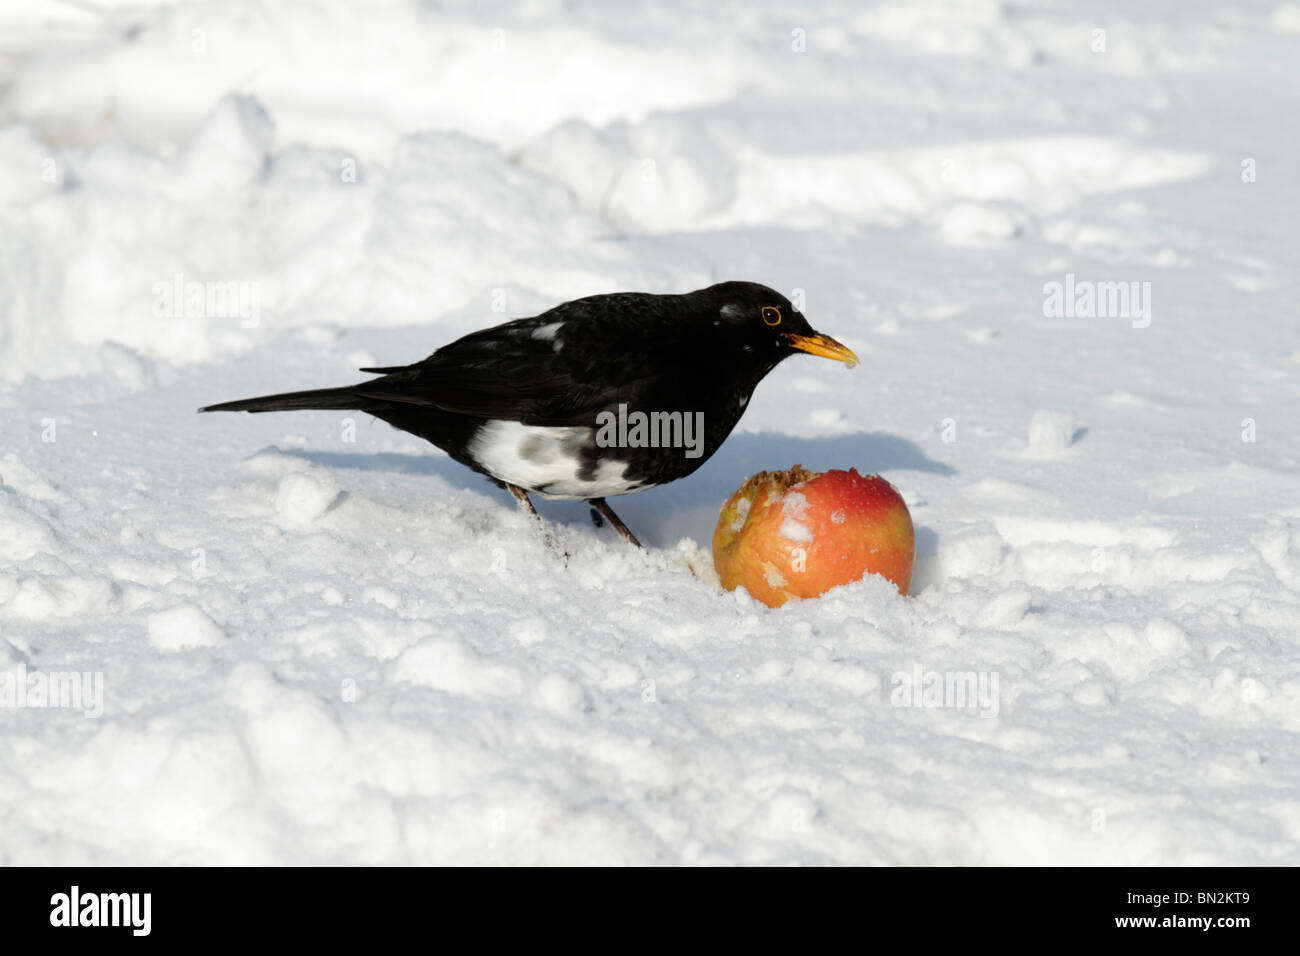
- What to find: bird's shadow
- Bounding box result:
[284,430,954,550]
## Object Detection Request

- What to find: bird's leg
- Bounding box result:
[505,485,579,560]
[506,483,538,518]
[588,498,643,548]
[506,483,561,554]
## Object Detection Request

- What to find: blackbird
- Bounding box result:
[200,281,857,546]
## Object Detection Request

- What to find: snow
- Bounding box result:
[1025,409,1082,457]
[146,604,226,652]
[2,0,1299,865]
[779,490,815,543]
[275,471,342,525]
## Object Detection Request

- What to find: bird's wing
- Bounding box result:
[354,295,682,426]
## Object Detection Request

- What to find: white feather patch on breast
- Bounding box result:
[467,420,650,499]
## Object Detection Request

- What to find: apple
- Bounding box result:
[712,465,914,607]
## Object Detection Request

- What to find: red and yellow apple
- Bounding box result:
[712,465,914,607]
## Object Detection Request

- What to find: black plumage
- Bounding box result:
[200,281,857,546]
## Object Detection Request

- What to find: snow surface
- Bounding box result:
[2,0,1299,865]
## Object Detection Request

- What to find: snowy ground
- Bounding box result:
[2,0,1299,865]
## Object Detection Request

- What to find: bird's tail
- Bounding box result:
[199,385,364,414]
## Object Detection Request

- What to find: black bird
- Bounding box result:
[200,281,857,546]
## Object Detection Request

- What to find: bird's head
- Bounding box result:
[698,281,859,372]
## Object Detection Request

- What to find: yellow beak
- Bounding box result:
[783,332,859,368]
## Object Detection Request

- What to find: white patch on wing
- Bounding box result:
[467,420,649,499]
[531,322,563,341]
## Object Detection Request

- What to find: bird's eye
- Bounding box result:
[761,306,782,326]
